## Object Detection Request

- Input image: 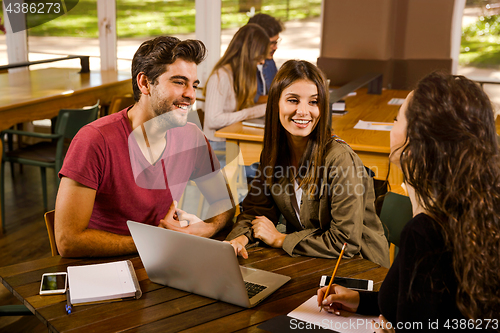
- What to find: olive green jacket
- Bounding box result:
[226,140,390,267]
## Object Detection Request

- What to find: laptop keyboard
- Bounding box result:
[245,281,267,298]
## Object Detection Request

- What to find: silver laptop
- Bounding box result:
[127,221,290,308]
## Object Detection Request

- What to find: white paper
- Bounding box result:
[353,120,393,131]
[332,102,346,111]
[288,296,378,333]
[388,98,405,105]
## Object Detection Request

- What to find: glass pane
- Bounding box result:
[0,0,322,70]
[221,0,322,30]
[117,0,196,38]
[459,0,500,117]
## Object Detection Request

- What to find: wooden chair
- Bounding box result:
[0,101,100,227]
[44,210,58,256]
[379,191,413,264]
[108,94,134,115]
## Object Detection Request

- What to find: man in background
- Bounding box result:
[247,13,284,104]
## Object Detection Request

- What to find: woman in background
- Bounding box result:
[225,60,389,267]
[203,24,269,152]
[318,72,500,331]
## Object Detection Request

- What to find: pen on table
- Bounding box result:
[320,242,347,312]
[65,288,72,315]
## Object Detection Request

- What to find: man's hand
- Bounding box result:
[159,203,217,238]
[225,235,249,259]
[158,201,180,228]
[158,200,204,229]
[251,216,285,248]
[176,207,204,227]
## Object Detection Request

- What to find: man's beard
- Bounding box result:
[152,98,191,130]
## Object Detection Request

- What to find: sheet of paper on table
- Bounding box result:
[387,98,406,105]
[288,296,378,333]
[354,120,393,131]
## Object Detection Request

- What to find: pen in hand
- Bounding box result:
[320,242,347,312]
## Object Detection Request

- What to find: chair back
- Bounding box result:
[380,192,413,247]
[44,210,58,256]
[108,94,134,115]
[54,100,100,140]
[0,304,33,316]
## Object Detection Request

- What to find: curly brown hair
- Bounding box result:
[400,71,500,320]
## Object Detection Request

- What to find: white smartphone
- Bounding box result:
[319,275,373,291]
[39,272,67,295]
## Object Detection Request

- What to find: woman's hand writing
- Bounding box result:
[317,284,360,314]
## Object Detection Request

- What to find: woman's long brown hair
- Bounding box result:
[203,24,269,110]
[262,60,331,195]
[400,71,500,319]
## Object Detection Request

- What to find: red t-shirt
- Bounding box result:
[59,108,219,235]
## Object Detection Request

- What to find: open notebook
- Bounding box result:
[288,296,378,333]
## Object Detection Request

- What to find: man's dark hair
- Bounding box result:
[131,36,207,102]
[247,13,284,37]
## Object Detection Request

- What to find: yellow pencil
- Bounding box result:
[320,242,347,312]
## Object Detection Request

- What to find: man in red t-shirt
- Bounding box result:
[55,37,235,257]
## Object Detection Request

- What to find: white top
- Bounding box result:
[203,66,266,141]
[291,180,304,227]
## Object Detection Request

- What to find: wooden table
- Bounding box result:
[0,67,133,230]
[0,247,388,332]
[216,88,410,198]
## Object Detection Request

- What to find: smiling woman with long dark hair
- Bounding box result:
[225,60,389,267]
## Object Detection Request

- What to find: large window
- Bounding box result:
[1,0,322,38]
[460,0,500,70]
[459,0,500,113]
[0,0,322,69]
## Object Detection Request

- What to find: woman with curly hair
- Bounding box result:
[318,72,500,331]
